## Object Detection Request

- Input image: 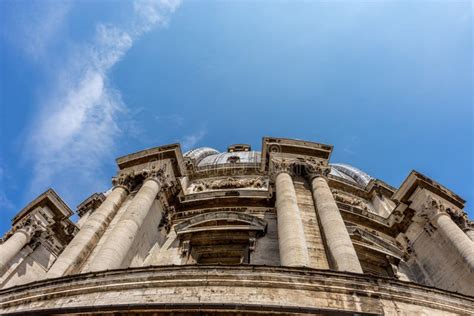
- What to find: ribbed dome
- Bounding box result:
[184,148,373,188]
[183,147,220,165]
[330,163,373,188]
[198,151,261,167]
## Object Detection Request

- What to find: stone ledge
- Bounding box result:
[0,266,472,315]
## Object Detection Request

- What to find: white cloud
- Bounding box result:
[25,0,181,200]
[181,128,207,152]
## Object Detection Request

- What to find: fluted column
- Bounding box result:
[88,168,166,272]
[47,175,132,278]
[0,227,32,273]
[306,161,362,273]
[274,160,309,267]
[423,198,474,273]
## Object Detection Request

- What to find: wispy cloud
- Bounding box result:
[181,128,207,152]
[2,0,73,60]
[24,0,181,201]
[0,164,14,210]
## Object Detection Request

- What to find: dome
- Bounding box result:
[330,163,373,188]
[183,147,220,165]
[198,151,261,167]
[185,148,372,188]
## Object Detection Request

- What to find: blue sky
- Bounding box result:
[0,0,472,235]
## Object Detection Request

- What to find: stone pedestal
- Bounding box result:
[310,176,363,273]
[88,178,162,272]
[47,186,129,278]
[0,228,31,273]
[275,172,309,267]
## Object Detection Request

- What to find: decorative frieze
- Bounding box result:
[189,176,268,193]
[331,189,369,211]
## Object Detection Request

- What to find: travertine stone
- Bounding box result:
[47,186,128,278]
[430,208,474,273]
[294,179,329,269]
[466,229,474,242]
[88,179,161,271]
[0,229,31,273]
[310,176,363,273]
[275,172,309,267]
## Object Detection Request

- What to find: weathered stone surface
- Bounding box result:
[0,266,472,315]
[1,138,473,314]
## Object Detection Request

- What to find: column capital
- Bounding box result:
[142,163,170,188]
[304,158,331,181]
[269,158,297,180]
[111,170,136,192]
[10,217,44,244]
[419,195,467,228]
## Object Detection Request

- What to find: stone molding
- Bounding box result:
[331,189,369,211]
[0,266,472,315]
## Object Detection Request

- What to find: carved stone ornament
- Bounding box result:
[269,158,297,179]
[304,158,331,179]
[191,176,267,193]
[142,164,170,188]
[112,170,136,192]
[331,189,369,211]
[420,195,468,229]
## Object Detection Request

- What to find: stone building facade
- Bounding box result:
[0,137,473,314]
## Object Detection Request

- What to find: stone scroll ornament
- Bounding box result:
[270,158,297,179]
[142,163,171,190]
[420,195,468,229]
[303,158,331,179]
[111,170,136,192]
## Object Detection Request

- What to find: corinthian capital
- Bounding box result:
[142,163,169,187]
[419,195,466,229]
[304,158,330,180]
[112,170,136,192]
[269,158,296,180]
[421,195,468,229]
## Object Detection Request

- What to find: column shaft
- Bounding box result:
[0,229,31,273]
[435,214,474,273]
[275,172,309,267]
[311,176,363,273]
[47,186,128,278]
[465,229,474,242]
[88,179,160,272]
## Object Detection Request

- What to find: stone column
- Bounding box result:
[423,198,474,273]
[0,227,32,273]
[47,176,131,278]
[274,160,309,267]
[88,168,166,272]
[306,162,363,273]
[465,229,474,242]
